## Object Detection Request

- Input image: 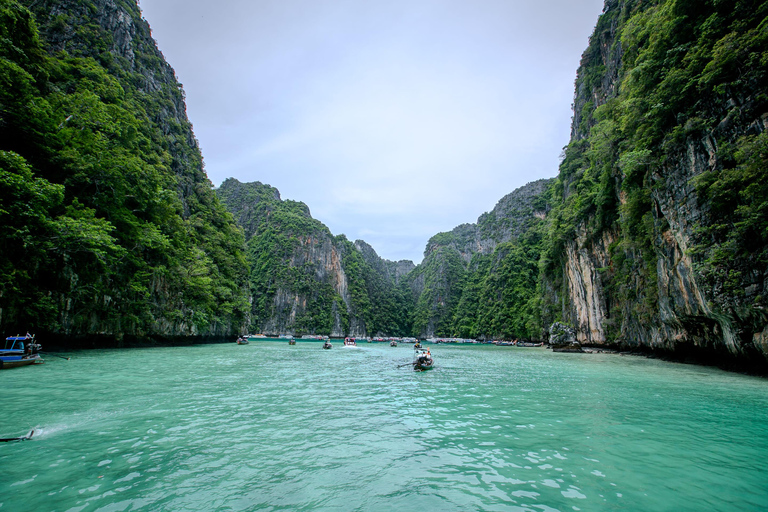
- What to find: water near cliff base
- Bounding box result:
[1,342,767,511]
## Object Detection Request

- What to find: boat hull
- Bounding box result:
[0,355,44,369]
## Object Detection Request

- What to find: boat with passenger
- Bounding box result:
[1,333,44,369]
[344,337,357,347]
[390,340,397,347]
[236,336,249,345]
[413,347,434,371]
[323,340,333,349]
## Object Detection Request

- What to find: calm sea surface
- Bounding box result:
[1,342,767,511]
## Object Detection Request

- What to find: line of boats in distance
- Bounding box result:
[237,334,544,348]
[237,333,435,371]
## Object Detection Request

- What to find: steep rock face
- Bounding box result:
[1,0,249,341]
[354,240,415,285]
[28,0,197,163]
[410,179,554,338]
[543,0,768,369]
[564,227,612,344]
[424,179,553,263]
[217,179,413,337]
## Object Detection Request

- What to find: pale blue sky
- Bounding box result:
[138,0,606,263]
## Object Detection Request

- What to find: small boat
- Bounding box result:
[344,337,357,347]
[515,341,543,347]
[413,348,434,371]
[288,339,296,345]
[247,334,268,341]
[390,340,397,347]
[322,340,333,349]
[1,333,44,369]
[414,341,422,349]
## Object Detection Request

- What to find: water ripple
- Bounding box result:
[1,343,767,511]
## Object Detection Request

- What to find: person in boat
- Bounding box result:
[416,350,432,366]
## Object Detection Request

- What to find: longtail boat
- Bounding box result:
[1,334,44,369]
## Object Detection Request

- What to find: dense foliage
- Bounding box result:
[217,179,412,336]
[403,181,552,340]
[6,0,766,349]
[0,0,249,336]
[541,0,768,337]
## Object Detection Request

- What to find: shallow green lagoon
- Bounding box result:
[1,342,767,511]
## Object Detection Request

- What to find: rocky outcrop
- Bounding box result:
[424,178,553,263]
[408,178,554,338]
[543,0,768,371]
[563,227,612,344]
[548,322,583,352]
[217,179,413,337]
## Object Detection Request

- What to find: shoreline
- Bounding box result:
[25,333,768,377]
[578,343,768,378]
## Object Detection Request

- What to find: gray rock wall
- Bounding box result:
[550,0,768,369]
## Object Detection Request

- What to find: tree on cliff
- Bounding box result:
[0,0,249,337]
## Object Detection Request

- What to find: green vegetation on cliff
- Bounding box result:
[405,179,553,340]
[0,0,249,336]
[217,179,411,336]
[541,0,768,349]
[5,0,766,362]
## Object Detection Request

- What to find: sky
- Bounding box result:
[137,0,606,264]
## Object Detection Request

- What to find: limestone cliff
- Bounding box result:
[217,179,413,337]
[422,179,553,263]
[542,0,768,370]
[1,0,250,342]
[408,179,554,339]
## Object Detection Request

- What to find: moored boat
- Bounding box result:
[1,333,44,369]
[515,341,543,347]
[301,334,330,341]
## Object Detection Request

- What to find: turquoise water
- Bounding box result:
[1,342,767,511]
